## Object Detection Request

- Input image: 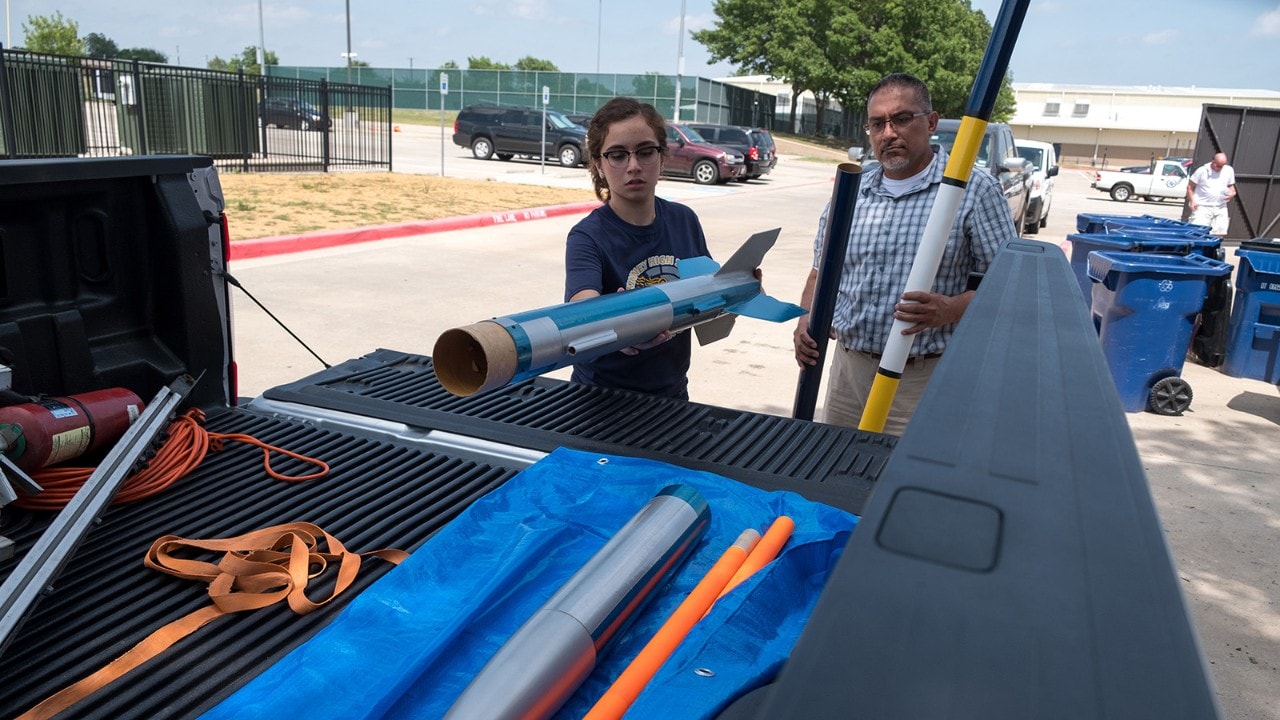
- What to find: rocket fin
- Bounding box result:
[694,314,737,346]
[678,255,720,277]
[716,228,782,277]
[727,292,807,322]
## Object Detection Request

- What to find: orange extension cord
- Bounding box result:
[13,408,329,511]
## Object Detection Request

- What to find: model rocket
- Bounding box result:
[442,484,710,720]
[433,228,805,397]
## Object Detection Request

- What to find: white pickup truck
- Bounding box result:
[1092,158,1189,202]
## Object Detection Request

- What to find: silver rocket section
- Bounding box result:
[442,484,710,720]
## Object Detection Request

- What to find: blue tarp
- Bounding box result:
[202,447,857,720]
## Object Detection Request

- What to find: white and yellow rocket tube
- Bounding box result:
[858,0,1031,433]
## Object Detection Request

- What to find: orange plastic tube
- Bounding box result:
[698,515,796,622]
[719,515,795,600]
[583,528,760,720]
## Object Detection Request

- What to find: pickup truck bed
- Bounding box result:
[0,351,889,717]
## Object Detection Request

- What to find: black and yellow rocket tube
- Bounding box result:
[858,0,1032,433]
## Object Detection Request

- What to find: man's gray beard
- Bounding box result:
[880,153,910,173]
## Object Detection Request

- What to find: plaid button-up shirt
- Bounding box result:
[811,146,1015,356]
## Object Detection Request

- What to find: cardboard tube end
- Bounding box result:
[433,322,517,397]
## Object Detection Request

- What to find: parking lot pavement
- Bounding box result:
[232,144,1279,720]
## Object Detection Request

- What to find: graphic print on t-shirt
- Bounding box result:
[627,254,680,289]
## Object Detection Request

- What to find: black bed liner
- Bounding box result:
[261,350,893,514]
[0,359,891,718]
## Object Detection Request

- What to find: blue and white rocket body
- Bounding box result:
[434,228,804,397]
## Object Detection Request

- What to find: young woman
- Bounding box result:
[564,97,710,399]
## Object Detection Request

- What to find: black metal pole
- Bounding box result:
[793,162,863,421]
[0,44,16,158]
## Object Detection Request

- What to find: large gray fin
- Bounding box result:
[716,228,781,277]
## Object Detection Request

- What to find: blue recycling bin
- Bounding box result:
[1223,244,1280,384]
[1068,233,1199,303]
[1076,212,1213,236]
[1088,251,1234,414]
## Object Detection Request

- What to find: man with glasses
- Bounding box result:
[792,73,1016,435]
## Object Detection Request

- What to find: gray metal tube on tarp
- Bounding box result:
[793,162,863,421]
[443,484,711,720]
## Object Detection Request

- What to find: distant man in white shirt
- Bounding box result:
[1186,153,1237,237]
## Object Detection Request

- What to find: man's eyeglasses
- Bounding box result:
[864,111,930,136]
[600,145,662,168]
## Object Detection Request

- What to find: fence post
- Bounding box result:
[0,45,17,158]
[239,69,251,172]
[320,79,330,172]
[131,59,149,156]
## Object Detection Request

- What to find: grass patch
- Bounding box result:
[392,108,459,126]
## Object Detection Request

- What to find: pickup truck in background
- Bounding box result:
[931,119,1033,235]
[1091,158,1190,202]
[0,156,1218,719]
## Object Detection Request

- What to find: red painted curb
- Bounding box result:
[229,199,603,261]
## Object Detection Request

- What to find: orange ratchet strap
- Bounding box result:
[18,522,408,719]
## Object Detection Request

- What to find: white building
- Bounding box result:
[1004,82,1280,168]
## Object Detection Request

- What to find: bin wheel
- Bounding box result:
[1149,376,1193,416]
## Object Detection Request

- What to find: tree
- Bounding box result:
[694,0,1015,136]
[823,0,1016,121]
[83,32,119,59]
[514,56,558,72]
[20,11,84,55]
[467,56,511,70]
[208,46,278,75]
[441,60,460,69]
[693,0,823,131]
[118,48,168,64]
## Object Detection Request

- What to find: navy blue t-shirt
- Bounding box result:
[564,198,710,399]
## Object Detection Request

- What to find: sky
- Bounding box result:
[6,1,1280,91]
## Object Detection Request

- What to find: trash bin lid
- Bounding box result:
[1240,238,1280,254]
[1103,221,1214,239]
[1087,250,1234,282]
[1235,247,1280,275]
[1069,232,1193,255]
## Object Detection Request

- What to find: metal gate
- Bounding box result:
[0,45,390,173]
[1190,104,1280,240]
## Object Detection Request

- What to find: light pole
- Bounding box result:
[673,0,686,121]
[257,0,265,70]
[344,0,353,86]
[596,0,602,75]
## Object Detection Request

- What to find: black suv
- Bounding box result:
[452,104,587,167]
[259,97,330,131]
[686,123,777,181]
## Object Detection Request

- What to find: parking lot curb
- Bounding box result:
[229,199,603,261]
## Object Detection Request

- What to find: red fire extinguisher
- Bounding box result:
[0,388,145,473]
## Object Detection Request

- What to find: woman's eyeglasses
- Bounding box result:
[600,146,662,168]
